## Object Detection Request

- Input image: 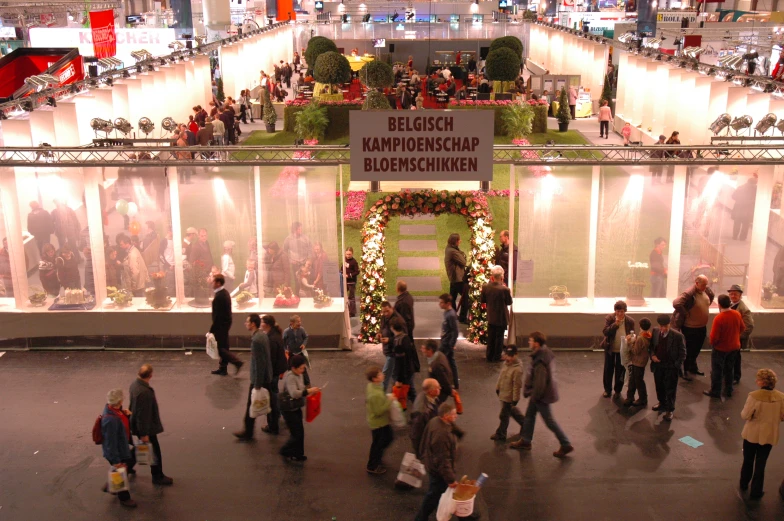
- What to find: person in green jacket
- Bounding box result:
[366,366,394,474]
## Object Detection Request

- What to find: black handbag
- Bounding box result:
[279,385,305,412]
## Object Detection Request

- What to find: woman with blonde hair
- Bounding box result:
[740,368,784,499]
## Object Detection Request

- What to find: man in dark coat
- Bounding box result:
[494,230,518,284]
[129,364,173,485]
[394,280,415,344]
[600,300,636,398]
[342,247,360,317]
[262,315,288,434]
[27,201,54,253]
[649,315,686,421]
[414,403,460,521]
[421,340,454,404]
[481,265,513,363]
[409,378,441,459]
[235,314,272,440]
[210,274,243,375]
[378,301,405,391]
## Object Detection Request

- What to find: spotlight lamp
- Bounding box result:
[138,117,155,136]
[90,117,115,135]
[776,119,784,135]
[168,41,185,50]
[755,113,777,135]
[98,57,122,69]
[113,117,132,135]
[729,115,753,134]
[161,117,177,133]
[709,113,731,135]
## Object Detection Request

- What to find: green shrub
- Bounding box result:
[294,100,329,141]
[262,88,276,126]
[216,77,225,102]
[557,88,571,126]
[489,36,523,57]
[486,47,521,82]
[359,61,394,89]
[448,105,505,135]
[314,51,352,86]
[363,90,391,110]
[283,105,362,138]
[600,74,612,105]
[532,105,548,133]
[304,37,338,73]
[501,102,534,139]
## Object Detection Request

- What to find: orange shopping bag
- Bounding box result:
[393,383,410,410]
[453,390,463,415]
[306,393,321,423]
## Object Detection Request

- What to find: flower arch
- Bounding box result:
[357,190,496,345]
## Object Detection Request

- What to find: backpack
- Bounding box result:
[92,415,104,444]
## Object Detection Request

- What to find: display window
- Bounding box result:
[761,169,784,309]
[0,185,13,307]
[595,166,673,300]
[515,166,592,298]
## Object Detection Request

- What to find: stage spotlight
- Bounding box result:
[114,118,132,135]
[161,117,178,133]
[729,115,753,134]
[776,119,784,135]
[755,113,777,135]
[138,117,155,136]
[709,114,731,135]
[90,118,115,135]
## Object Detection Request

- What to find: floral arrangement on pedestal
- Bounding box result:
[357,190,495,345]
[145,271,171,309]
[274,285,301,308]
[235,290,254,306]
[626,261,649,306]
[313,288,333,308]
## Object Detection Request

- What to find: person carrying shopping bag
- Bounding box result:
[279,355,321,462]
[366,366,394,474]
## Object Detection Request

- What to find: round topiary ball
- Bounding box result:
[304,37,338,71]
[485,47,522,82]
[314,51,352,85]
[363,90,391,110]
[489,36,524,57]
[359,60,395,89]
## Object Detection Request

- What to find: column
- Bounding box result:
[83,167,108,305]
[588,165,600,303]
[667,166,688,300]
[53,101,80,146]
[111,82,130,122]
[0,167,28,308]
[746,166,775,306]
[30,109,57,146]
[168,167,186,306]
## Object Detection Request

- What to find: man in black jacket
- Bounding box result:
[27,201,54,254]
[394,280,415,344]
[600,300,636,398]
[211,274,243,376]
[129,364,173,485]
[481,266,513,362]
[261,314,288,434]
[378,301,405,391]
[650,315,686,422]
[421,340,454,404]
[494,230,518,284]
[342,247,359,317]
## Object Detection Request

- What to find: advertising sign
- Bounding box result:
[29,28,178,66]
[349,111,494,181]
[89,10,117,58]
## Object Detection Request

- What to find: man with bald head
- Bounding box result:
[672,274,715,380]
[409,378,441,459]
[129,364,174,485]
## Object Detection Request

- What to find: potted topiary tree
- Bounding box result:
[485,47,521,99]
[262,87,277,133]
[557,88,571,132]
[501,102,534,142]
[304,36,338,75]
[600,73,614,115]
[359,60,394,111]
[489,36,524,58]
[313,51,352,99]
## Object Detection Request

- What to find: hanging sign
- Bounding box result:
[89,10,117,58]
[350,111,493,181]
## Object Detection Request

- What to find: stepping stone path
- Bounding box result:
[397,218,443,294]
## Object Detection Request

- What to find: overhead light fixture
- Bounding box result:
[161,117,177,133]
[470,0,479,14]
[138,117,155,136]
[776,119,784,135]
[98,57,122,69]
[755,113,777,135]
[730,115,753,134]
[709,114,731,135]
[168,41,185,50]
[90,118,114,135]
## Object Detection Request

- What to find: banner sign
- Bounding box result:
[349,111,493,181]
[89,10,117,58]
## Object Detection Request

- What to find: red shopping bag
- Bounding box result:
[306,393,321,423]
[453,390,463,415]
[393,383,410,410]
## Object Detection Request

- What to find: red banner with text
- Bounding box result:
[89,10,116,58]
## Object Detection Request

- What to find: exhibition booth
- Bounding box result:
[527,22,608,106]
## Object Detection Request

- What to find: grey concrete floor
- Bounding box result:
[1,345,784,521]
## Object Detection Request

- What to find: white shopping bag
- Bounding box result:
[135,442,154,465]
[107,466,130,494]
[206,333,220,360]
[389,399,407,429]
[395,452,426,489]
[249,387,272,418]
[436,487,456,521]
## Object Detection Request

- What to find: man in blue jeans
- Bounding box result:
[510,331,574,458]
[439,294,460,390]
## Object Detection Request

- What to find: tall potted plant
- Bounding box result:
[294,100,329,144]
[501,102,534,141]
[359,60,394,111]
[485,47,521,99]
[262,87,277,133]
[557,88,571,132]
[304,36,338,75]
[313,51,352,99]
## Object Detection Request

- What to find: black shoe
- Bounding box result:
[288,455,308,462]
[152,475,174,486]
[211,369,228,376]
[663,412,674,421]
[681,373,693,382]
[602,392,611,398]
[632,400,648,407]
[749,492,764,500]
[724,392,733,398]
[126,468,136,475]
[234,361,244,375]
[703,391,721,398]
[652,403,661,411]
[261,426,279,435]
[694,370,705,376]
[739,481,749,492]
[733,379,740,385]
[622,400,634,407]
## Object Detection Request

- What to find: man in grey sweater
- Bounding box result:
[129,364,174,485]
[235,314,272,440]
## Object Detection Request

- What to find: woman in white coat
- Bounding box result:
[740,368,784,499]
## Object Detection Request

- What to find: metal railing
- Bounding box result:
[2,144,784,167]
